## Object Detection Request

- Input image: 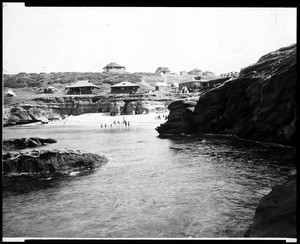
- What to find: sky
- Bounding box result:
[3,4,297,75]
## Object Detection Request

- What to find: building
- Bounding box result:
[155,67,171,75]
[110,81,140,94]
[187,68,202,76]
[202,71,215,76]
[155,81,169,91]
[180,71,187,75]
[65,80,100,95]
[198,77,231,91]
[178,79,202,92]
[220,71,239,78]
[103,62,126,73]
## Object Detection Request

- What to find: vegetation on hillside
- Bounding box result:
[3,72,143,88]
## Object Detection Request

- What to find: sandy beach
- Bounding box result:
[11,112,169,128]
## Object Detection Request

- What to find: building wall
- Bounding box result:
[111,86,139,94]
[67,87,94,95]
[103,67,126,74]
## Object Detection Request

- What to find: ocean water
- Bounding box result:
[2,123,295,238]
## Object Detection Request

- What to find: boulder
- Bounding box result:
[244,174,296,237]
[2,149,108,189]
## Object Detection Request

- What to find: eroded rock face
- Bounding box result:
[156,99,197,135]
[2,149,108,189]
[3,137,57,151]
[157,44,297,146]
[244,174,296,237]
[3,105,62,126]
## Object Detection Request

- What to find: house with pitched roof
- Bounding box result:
[155,67,171,75]
[110,81,140,94]
[65,80,100,94]
[187,68,202,76]
[103,62,126,73]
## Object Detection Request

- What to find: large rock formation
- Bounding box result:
[244,173,296,237]
[2,149,108,190]
[3,96,103,126]
[3,95,169,126]
[156,99,197,135]
[157,44,297,146]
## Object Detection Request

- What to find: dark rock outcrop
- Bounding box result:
[3,137,57,151]
[2,149,108,189]
[156,99,197,135]
[244,174,296,237]
[157,44,296,146]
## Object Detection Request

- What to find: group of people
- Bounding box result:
[100,116,130,128]
[155,113,168,120]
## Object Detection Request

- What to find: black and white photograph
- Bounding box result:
[2,3,297,241]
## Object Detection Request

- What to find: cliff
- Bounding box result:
[3,95,169,126]
[3,96,104,126]
[157,44,297,146]
[244,174,296,237]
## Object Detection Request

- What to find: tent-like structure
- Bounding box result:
[103,62,126,73]
[65,80,100,95]
[111,81,140,94]
[155,67,171,75]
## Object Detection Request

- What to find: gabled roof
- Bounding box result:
[65,80,100,89]
[103,62,125,69]
[157,67,170,71]
[111,81,140,88]
[188,68,202,73]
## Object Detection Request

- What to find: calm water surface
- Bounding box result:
[2,123,295,238]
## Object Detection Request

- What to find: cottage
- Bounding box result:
[103,62,126,73]
[155,67,171,75]
[187,68,202,76]
[65,80,100,95]
[111,81,140,94]
[180,71,187,75]
[202,70,215,76]
[178,80,202,92]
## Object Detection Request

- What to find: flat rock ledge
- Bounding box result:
[3,137,57,151]
[244,173,296,238]
[2,149,108,189]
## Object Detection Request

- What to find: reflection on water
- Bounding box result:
[2,124,295,238]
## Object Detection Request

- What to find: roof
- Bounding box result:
[103,62,125,69]
[157,67,170,71]
[65,80,100,89]
[188,68,202,73]
[111,81,140,88]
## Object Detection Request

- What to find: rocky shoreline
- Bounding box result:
[157,44,296,147]
[156,44,297,238]
[244,173,296,237]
